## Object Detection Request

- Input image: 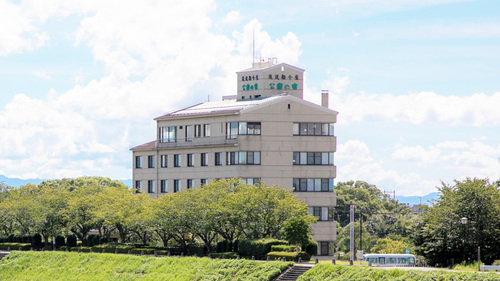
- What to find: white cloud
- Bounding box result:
[392,145,441,165]
[367,22,500,40]
[0,0,50,55]
[330,90,500,126]
[220,11,241,26]
[391,140,500,185]
[0,1,303,180]
[33,71,51,80]
[336,139,438,195]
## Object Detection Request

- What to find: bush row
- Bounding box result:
[238,238,288,259]
[0,243,31,251]
[297,264,500,281]
[271,245,297,252]
[267,251,312,262]
[2,238,318,260]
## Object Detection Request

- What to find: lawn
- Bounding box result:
[0,251,292,281]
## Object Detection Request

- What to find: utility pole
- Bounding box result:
[359,212,363,254]
[350,205,354,265]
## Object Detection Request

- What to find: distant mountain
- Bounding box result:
[2,174,437,204]
[0,175,44,187]
[0,175,132,189]
[395,192,439,206]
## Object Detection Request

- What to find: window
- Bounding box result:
[201,153,207,166]
[242,178,260,185]
[148,155,155,168]
[226,122,238,139]
[148,180,155,193]
[227,152,238,165]
[308,207,334,221]
[246,122,261,135]
[293,122,334,136]
[293,152,333,165]
[227,151,261,165]
[293,178,334,192]
[200,179,208,186]
[174,154,181,167]
[174,180,180,193]
[236,122,262,135]
[194,124,202,138]
[215,152,222,166]
[187,179,193,189]
[185,125,193,142]
[187,154,193,167]
[160,155,168,168]
[204,124,210,137]
[160,180,167,193]
[135,180,142,192]
[135,156,142,168]
[160,126,176,142]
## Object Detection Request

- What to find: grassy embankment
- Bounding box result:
[297,264,500,281]
[0,251,292,281]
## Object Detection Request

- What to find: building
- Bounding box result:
[130,60,338,255]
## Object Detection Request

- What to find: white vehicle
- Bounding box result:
[363,254,416,266]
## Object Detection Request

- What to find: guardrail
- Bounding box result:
[157,136,238,148]
[480,265,500,271]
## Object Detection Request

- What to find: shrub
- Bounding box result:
[130,248,155,255]
[55,236,65,249]
[271,245,296,252]
[31,234,42,248]
[188,244,205,256]
[66,235,77,248]
[267,251,311,262]
[233,239,239,252]
[0,243,31,251]
[238,239,288,260]
[70,246,91,252]
[210,252,239,259]
[304,241,318,256]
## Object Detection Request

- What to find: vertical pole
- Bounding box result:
[478,246,481,271]
[350,205,354,264]
[359,213,363,253]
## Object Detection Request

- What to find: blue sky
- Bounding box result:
[1,0,499,195]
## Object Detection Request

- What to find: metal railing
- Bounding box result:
[156,136,238,149]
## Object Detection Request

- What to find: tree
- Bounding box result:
[232,182,309,239]
[283,216,316,253]
[33,185,68,246]
[414,178,500,266]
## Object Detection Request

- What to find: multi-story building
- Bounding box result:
[130,61,338,255]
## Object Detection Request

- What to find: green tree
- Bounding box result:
[414,178,500,266]
[33,185,68,246]
[283,216,316,253]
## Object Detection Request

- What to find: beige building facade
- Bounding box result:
[131,61,338,255]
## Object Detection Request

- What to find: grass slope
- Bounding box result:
[297,265,500,281]
[0,251,292,281]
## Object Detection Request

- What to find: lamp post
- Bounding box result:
[461,217,467,263]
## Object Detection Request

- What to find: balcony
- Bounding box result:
[156,136,238,149]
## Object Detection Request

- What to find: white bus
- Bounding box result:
[363,254,416,266]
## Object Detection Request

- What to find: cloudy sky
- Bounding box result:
[1,0,499,195]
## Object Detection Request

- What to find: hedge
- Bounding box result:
[238,238,288,260]
[0,243,31,251]
[267,251,311,262]
[271,245,296,252]
[210,252,239,259]
[130,248,156,255]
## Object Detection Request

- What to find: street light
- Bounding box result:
[461,217,467,263]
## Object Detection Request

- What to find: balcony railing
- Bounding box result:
[156,136,238,149]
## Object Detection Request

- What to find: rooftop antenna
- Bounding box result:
[252,28,255,64]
